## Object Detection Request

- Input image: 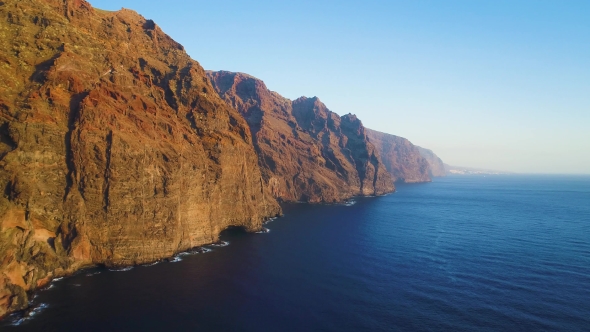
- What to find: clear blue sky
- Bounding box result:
[90,0,589,174]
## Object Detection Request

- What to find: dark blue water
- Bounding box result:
[4,175,590,331]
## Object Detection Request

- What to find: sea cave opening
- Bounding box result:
[219,225,248,236]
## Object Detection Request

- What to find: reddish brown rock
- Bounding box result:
[0,0,280,318]
[365,129,432,183]
[207,71,394,203]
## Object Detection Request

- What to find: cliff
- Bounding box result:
[416,146,446,177]
[207,71,394,203]
[365,129,431,183]
[0,0,280,318]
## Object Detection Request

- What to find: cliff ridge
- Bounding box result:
[0,0,279,318]
[365,129,432,183]
[207,71,394,203]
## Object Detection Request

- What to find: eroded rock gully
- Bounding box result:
[207,71,394,203]
[0,0,280,317]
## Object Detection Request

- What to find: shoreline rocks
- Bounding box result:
[0,0,279,318]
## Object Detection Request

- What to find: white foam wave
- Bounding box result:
[142,261,161,267]
[256,227,270,234]
[210,240,229,247]
[264,217,278,224]
[85,271,101,277]
[52,277,64,282]
[109,266,133,272]
[344,200,356,206]
[176,246,214,256]
[169,256,182,263]
[10,303,49,326]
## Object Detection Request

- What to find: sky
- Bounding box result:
[90,0,590,174]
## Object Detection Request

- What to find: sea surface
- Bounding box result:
[3,175,590,331]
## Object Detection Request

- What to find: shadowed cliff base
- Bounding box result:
[0,0,280,318]
[207,70,394,203]
[0,0,446,320]
[218,225,249,237]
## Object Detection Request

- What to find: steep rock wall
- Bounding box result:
[365,129,431,183]
[416,146,446,177]
[0,0,280,318]
[207,71,394,203]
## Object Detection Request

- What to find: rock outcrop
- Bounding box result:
[416,146,446,177]
[0,0,280,318]
[207,71,394,203]
[365,129,431,183]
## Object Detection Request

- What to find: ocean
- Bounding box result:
[3,175,590,331]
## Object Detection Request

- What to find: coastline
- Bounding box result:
[0,209,281,322]
[0,188,398,322]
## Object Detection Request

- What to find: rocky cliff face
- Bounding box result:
[0,0,280,318]
[365,129,431,183]
[416,146,446,177]
[207,71,394,203]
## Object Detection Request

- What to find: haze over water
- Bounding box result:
[4,175,590,331]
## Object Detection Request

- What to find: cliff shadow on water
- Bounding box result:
[0,0,280,318]
[0,0,447,320]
